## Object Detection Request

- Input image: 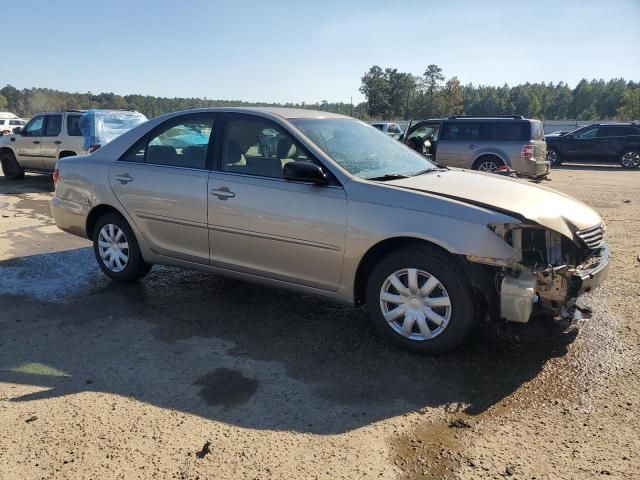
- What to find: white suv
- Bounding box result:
[0,116,26,135]
[0,110,86,179]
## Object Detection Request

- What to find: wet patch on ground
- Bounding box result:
[0,248,106,302]
[194,368,259,408]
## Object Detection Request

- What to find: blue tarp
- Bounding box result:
[79,109,148,150]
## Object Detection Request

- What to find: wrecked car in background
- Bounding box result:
[51,108,608,354]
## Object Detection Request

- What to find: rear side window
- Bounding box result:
[441,122,481,140]
[121,114,214,169]
[44,115,62,136]
[67,115,83,136]
[481,122,529,141]
[605,126,640,137]
[371,124,383,131]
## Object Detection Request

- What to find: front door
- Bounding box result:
[208,114,347,291]
[15,114,46,169]
[40,113,63,170]
[565,126,599,160]
[404,121,441,159]
[109,113,215,265]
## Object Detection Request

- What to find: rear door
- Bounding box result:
[14,115,46,169]
[597,126,638,160]
[40,114,63,171]
[109,113,215,265]
[63,113,86,155]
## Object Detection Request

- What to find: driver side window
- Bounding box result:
[221,116,314,179]
[576,127,599,139]
[23,116,45,137]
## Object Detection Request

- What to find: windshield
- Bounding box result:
[290,118,437,179]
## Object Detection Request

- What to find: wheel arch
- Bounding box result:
[0,146,16,159]
[353,236,458,306]
[85,204,127,240]
[58,150,77,159]
[472,152,509,168]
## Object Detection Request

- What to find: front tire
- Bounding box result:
[365,246,475,354]
[92,213,151,282]
[1,151,25,180]
[620,150,640,169]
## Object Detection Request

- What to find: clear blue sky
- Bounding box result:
[3,0,639,104]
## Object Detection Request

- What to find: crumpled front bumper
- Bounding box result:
[500,244,609,323]
[569,244,609,295]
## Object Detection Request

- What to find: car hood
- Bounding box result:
[386,169,602,239]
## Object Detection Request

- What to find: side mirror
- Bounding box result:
[283,161,329,185]
[12,127,22,134]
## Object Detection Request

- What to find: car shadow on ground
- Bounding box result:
[0,173,53,195]
[0,248,577,434]
[553,163,631,172]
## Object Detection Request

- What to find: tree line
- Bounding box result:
[1,66,639,122]
[360,65,640,120]
[0,84,368,120]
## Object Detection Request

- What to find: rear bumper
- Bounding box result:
[511,158,550,177]
[50,196,90,238]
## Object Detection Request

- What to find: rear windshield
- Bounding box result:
[441,120,536,141]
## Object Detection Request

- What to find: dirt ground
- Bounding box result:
[0,164,638,480]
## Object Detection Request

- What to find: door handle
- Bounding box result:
[468,144,477,149]
[54,141,62,145]
[33,140,40,144]
[115,173,133,184]
[210,187,235,200]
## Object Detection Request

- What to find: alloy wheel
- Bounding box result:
[478,161,499,172]
[547,150,558,164]
[621,151,640,169]
[379,268,452,341]
[97,224,130,272]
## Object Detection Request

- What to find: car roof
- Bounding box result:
[589,122,638,126]
[162,107,351,120]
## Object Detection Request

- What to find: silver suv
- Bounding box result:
[402,115,549,177]
[0,110,86,179]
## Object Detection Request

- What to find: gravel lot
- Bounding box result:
[0,165,638,479]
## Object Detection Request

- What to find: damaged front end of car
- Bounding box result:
[468,221,609,324]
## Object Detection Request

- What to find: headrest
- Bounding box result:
[276,137,297,159]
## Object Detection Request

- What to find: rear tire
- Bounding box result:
[365,245,476,354]
[620,150,640,169]
[471,155,503,173]
[547,148,562,166]
[92,213,152,282]
[1,151,25,180]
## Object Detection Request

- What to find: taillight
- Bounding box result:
[52,167,60,185]
[521,144,534,159]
